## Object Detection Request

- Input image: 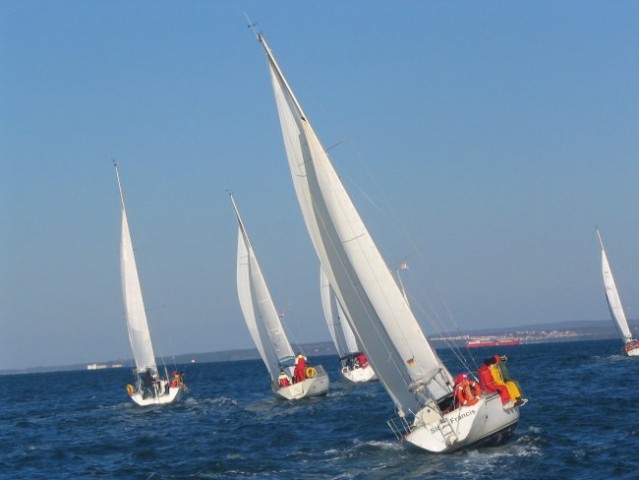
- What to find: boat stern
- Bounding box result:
[624,340,639,356]
[342,365,378,383]
[275,365,330,400]
[403,394,521,453]
[127,382,186,407]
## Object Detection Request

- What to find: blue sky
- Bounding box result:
[2,2,639,370]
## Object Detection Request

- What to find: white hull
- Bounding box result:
[625,342,639,357]
[404,393,519,453]
[275,366,330,400]
[341,365,377,383]
[129,385,185,407]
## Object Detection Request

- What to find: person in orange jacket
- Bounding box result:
[453,373,482,408]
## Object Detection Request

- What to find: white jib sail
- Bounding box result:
[258,34,453,415]
[232,195,295,381]
[597,229,633,341]
[320,267,359,357]
[115,164,157,374]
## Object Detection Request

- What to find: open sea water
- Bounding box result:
[2,339,637,479]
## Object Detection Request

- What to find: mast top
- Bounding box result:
[113,159,126,211]
[595,227,605,251]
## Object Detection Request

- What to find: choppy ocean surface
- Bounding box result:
[2,339,638,479]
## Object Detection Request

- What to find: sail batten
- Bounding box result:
[259,35,453,413]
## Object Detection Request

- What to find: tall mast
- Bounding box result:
[113,160,126,212]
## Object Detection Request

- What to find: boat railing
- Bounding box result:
[387,412,415,441]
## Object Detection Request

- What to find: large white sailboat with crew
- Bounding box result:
[253,31,526,452]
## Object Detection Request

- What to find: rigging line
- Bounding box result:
[243,12,259,37]
[396,267,410,308]
[170,355,178,374]
[160,356,169,381]
[406,248,479,372]
[301,139,429,397]
[408,285,465,361]
[337,160,459,363]
[310,155,421,365]
[326,137,350,152]
[393,257,468,371]
[327,226,424,400]
[400,241,482,372]
[279,306,305,356]
[396,267,470,371]
[156,304,181,374]
[314,166,420,375]
[335,137,466,342]
[410,295,473,373]
[395,264,466,364]
[310,185,412,391]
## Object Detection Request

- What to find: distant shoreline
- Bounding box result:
[2,319,631,376]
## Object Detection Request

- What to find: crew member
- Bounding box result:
[294,353,307,383]
[356,353,368,368]
[478,357,511,404]
[278,369,291,387]
[453,373,481,408]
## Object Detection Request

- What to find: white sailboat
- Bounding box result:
[596,228,639,356]
[114,161,187,406]
[320,268,377,383]
[255,32,526,452]
[231,194,329,400]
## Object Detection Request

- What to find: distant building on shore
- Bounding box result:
[86,363,124,370]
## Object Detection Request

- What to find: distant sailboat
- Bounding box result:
[255,32,526,452]
[114,161,187,406]
[596,228,639,356]
[320,268,377,383]
[231,194,329,400]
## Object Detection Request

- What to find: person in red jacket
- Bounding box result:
[294,353,307,383]
[477,357,511,404]
[278,369,291,387]
[356,353,368,368]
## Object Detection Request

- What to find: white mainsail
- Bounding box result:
[320,267,359,357]
[257,33,453,416]
[597,229,633,341]
[231,194,295,382]
[115,162,157,375]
